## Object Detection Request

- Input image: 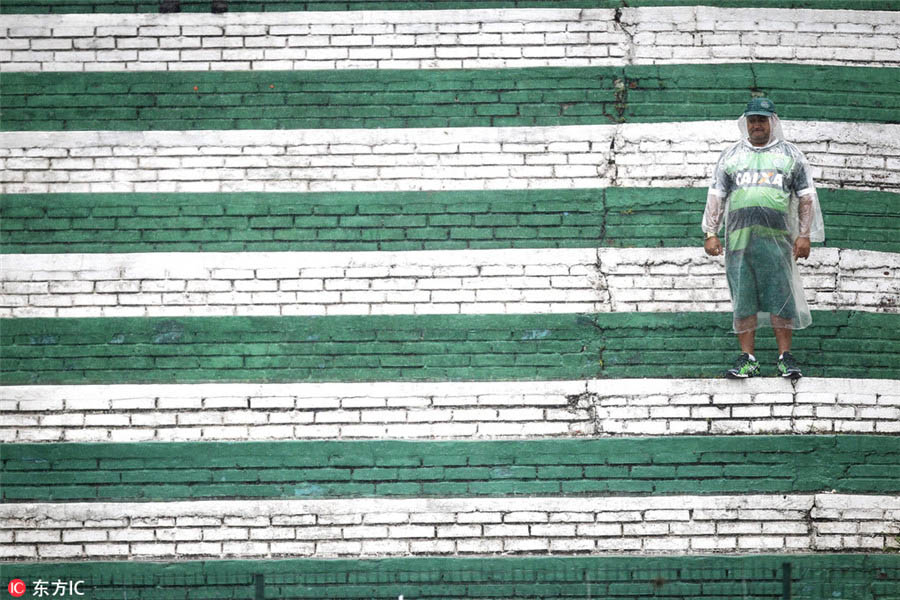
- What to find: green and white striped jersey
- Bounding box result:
[710,139,816,251]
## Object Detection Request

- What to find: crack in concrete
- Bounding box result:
[613,4,635,66]
[594,247,612,311]
[835,247,847,311]
[574,315,606,376]
[749,62,764,98]
[805,498,818,547]
[607,130,620,186]
[564,389,604,435]
[613,77,628,123]
[598,189,609,246]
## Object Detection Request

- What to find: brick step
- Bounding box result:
[3,188,897,254]
[3,65,898,130]
[2,311,899,384]
[1,247,897,318]
[3,435,899,502]
[4,122,898,194]
[2,378,898,443]
[3,494,898,560]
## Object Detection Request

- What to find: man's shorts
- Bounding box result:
[725,235,798,322]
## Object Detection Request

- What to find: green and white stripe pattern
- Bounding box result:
[2,0,899,587]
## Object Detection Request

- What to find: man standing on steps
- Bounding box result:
[702,97,824,380]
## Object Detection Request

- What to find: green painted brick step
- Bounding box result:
[2,311,899,384]
[2,64,897,131]
[2,436,898,501]
[3,188,897,254]
[4,555,899,600]
[2,0,897,14]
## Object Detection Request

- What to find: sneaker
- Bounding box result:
[726,353,760,379]
[777,351,802,379]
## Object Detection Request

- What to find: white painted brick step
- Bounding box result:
[2,7,896,72]
[2,248,896,318]
[2,494,897,561]
[2,378,897,442]
[3,121,897,193]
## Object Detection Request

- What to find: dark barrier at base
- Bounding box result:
[4,559,899,599]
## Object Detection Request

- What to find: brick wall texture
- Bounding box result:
[4,379,898,443]
[1,0,899,595]
[3,121,899,194]
[2,8,899,72]
[4,494,898,561]
[1,247,896,318]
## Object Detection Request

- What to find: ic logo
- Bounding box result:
[7,580,26,598]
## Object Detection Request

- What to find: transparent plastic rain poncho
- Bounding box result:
[702,113,825,334]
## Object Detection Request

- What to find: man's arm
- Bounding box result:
[793,193,814,260]
[704,147,733,257]
[789,143,821,259]
[702,189,725,256]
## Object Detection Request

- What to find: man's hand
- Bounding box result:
[704,235,722,256]
[793,236,810,261]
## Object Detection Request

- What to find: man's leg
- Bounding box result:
[772,315,801,378]
[772,315,792,355]
[736,315,758,354]
[726,315,760,378]
[725,247,761,378]
[755,236,803,377]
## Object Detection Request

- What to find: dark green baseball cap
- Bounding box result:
[744,97,776,116]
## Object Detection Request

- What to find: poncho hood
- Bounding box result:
[737,113,785,149]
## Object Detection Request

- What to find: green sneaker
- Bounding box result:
[777,351,802,379]
[726,353,760,379]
